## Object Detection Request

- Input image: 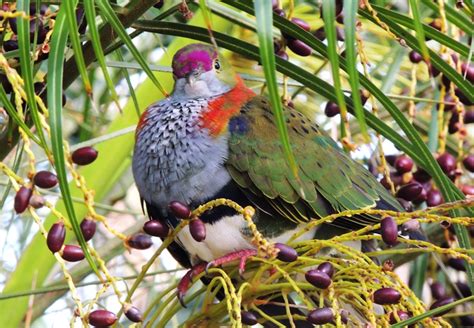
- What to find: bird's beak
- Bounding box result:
[185,71,197,87]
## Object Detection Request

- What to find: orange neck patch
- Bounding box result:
[201,77,256,137]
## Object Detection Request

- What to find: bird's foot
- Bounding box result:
[206,248,258,277]
[177,262,207,307]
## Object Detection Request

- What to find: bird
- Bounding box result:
[132,43,406,324]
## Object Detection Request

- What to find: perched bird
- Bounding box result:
[132,43,405,321]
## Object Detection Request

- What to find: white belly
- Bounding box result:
[177,214,318,263]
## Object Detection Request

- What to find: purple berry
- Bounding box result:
[463,155,474,172]
[290,18,310,32]
[14,187,32,214]
[396,182,423,201]
[430,297,454,316]
[189,218,206,242]
[324,101,340,117]
[317,262,334,278]
[47,222,66,253]
[373,288,401,305]
[409,50,423,63]
[241,311,258,325]
[307,307,334,325]
[437,153,456,174]
[33,171,58,189]
[125,306,143,323]
[88,309,117,327]
[71,146,98,165]
[427,189,444,207]
[80,218,97,241]
[287,39,312,57]
[274,243,298,262]
[61,245,85,262]
[305,269,331,289]
[394,155,414,174]
[430,282,446,300]
[168,201,191,219]
[127,233,153,250]
[381,217,398,246]
[143,220,169,238]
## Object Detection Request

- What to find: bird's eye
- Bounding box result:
[214,59,221,70]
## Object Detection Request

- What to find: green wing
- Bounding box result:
[226,96,402,229]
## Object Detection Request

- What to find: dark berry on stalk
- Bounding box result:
[373,288,401,305]
[9,17,17,34]
[30,4,48,15]
[438,94,456,112]
[273,8,285,17]
[29,194,45,209]
[429,297,454,316]
[61,245,85,262]
[340,309,349,324]
[454,281,471,298]
[448,113,460,134]
[325,101,340,117]
[71,146,98,165]
[143,220,169,238]
[168,201,191,219]
[47,222,66,253]
[3,40,18,52]
[307,307,334,325]
[153,0,165,9]
[455,88,473,106]
[412,187,428,204]
[127,233,153,250]
[80,218,96,241]
[427,189,443,207]
[0,74,12,94]
[313,27,326,41]
[437,153,456,174]
[241,311,258,325]
[274,243,298,262]
[125,306,143,323]
[461,62,474,83]
[14,187,32,214]
[317,262,334,278]
[290,18,310,32]
[88,309,117,327]
[189,218,206,242]
[429,63,440,77]
[447,258,466,271]
[287,39,312,57]
[33,171,58,189]
[394,155,414,174]
[463,154,474,172]
[276,50,289,61]
[413,168,431,183]
[389,311,411,325]
[396,182,423,201]
[381,217,398,246]
[272,0,279,10]
[385,154,397,166]
[305,269,331,289]
[409,50,423,63]
[430,282,446,300]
